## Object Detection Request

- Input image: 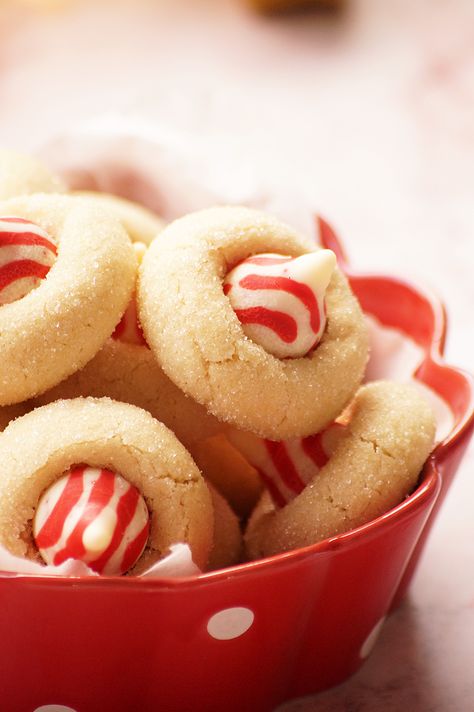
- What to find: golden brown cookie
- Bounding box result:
[0,149,65,199]
[245,381,436,559]
[0,193,136,405]
[138,206,369,440]
[0,397,214,572]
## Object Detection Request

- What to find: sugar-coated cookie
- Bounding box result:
[138,206,369,440]
[33,228,261,518]
[72,191,165,245]
[33,231,260,516]
[0,398,214,573]
[245,381,436,559]
[0,149,65,200]
[0,194,136,405]
[35,340,266,519]
[34,339,224,451]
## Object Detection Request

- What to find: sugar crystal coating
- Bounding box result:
[245,381,437,559]
[138,206,369,440]
[0,194,136,406]
[0,397,214,573]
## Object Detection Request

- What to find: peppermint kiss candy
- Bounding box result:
[33,466,150,575]
[228,422,346,508]
[223,250,336,359]
[113,241,147,346]
[0,216,57,306]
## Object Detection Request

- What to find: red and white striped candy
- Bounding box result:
[228,422,346,508]
[112,241,148,346]
[33,466,150,575]
[223,250,336,359]
[0,216,57,306]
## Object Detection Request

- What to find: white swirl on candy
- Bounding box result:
[0,216,57,306]
[223,250,336,359]
[228,422,347,508]
[33,466,150,575]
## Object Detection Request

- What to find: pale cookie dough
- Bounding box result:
[0,398,214,572]
[34,340,265,518]
[0,149,65,199]
[34,227,262,518]
[245,381,436,559]
[72,191,165,245]
[0,193,136,405]
[29,214,217,446]
[34,339,224,451]
[138,206,369,440]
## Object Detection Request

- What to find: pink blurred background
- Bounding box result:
[1,1,473,710]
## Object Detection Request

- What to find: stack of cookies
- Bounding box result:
[0,149,436,576]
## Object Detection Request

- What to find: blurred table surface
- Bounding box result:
[1,0,473,710]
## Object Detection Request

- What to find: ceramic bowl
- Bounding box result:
[1,219,472,712]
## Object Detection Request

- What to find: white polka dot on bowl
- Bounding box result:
[360,616,386,659]
[207,606,254,640]
[33,705,77,712]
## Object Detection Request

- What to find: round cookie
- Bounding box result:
[34,340,264,519]
[138,206,369,440]
[72,191,165,245]
[245,381,436,559]
[0,193,136,405]
[33,223,262,517]
[68,196,164,345]
[29,227,215,445]
[0,397,214,572]
[0,149,65,199]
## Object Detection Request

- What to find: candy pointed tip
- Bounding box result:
[289,249,336,293]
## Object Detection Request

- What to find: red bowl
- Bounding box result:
[1,219,473,712]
